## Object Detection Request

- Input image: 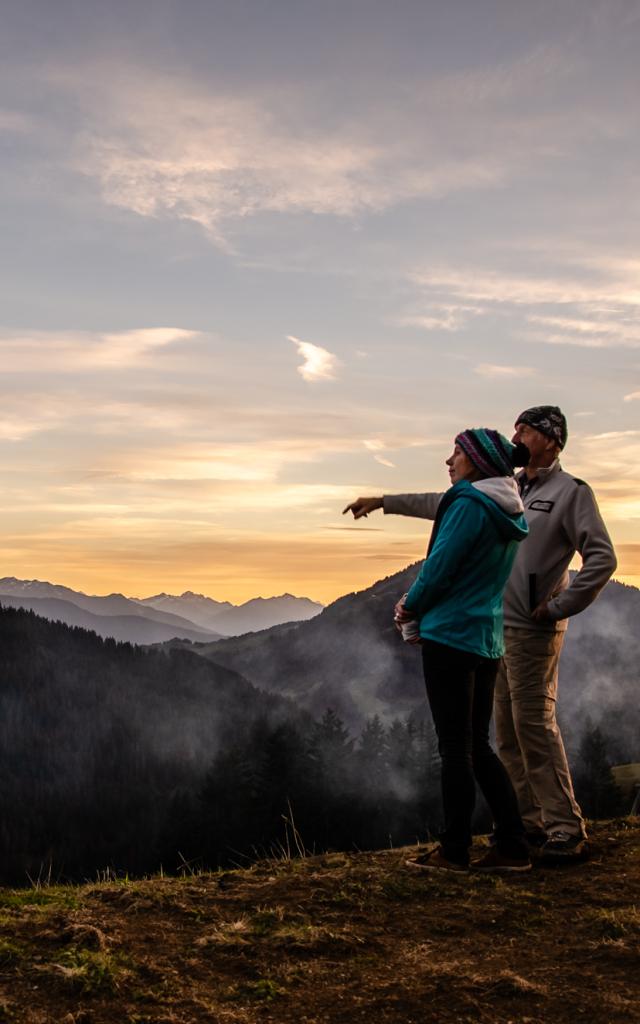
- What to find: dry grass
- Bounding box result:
[0,819,639,1023]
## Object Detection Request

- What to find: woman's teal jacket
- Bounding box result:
[403,480,529,659]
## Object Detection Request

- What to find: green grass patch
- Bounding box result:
[232,977,286,1002]
[590,906,640,939]
[251,905,286,935]
[0,887,80,912]
[0,939,26,966]
[54,947,133,994]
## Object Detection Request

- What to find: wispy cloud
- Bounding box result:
[475,364,535,379]
[0,109,33,133]
[46,38,606,244]
[288,335,339,383]
[528,313,640,349]
[398,304,486,333]
[0,396,69,441]
[0,327,197,372]
[584,430,640,441]
[408,259,640,349]
[623,391,640,402]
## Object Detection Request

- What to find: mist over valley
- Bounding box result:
[0,565,636,884]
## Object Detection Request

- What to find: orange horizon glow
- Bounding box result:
[1,543,638,607]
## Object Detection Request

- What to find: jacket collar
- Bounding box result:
[518,458,561,486]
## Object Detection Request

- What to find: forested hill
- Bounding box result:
[0,605,441,884]
[192,569,640,758]
[0,605,304,883]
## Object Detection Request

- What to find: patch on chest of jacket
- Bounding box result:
[528,499,555,513]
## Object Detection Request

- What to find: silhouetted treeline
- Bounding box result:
[0,605,634,884]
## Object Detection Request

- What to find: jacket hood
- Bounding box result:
[472,476,524,514]
[450,479,528,542]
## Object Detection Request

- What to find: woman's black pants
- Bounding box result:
[422,639,527,866]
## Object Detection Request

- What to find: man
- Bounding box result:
[343,406,617,860]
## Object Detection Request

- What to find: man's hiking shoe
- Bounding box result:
[405,847,468,874]
[471,847,531,874]
[540,831,589,862]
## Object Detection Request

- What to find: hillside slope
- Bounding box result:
[1,818,638,1024]
[189,568,640,754]
[183,563,424,725]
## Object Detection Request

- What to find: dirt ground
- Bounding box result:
[0,818,639,1024]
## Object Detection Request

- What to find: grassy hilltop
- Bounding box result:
[0,819,638,1024]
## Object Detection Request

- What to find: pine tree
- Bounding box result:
[575,723,625,819]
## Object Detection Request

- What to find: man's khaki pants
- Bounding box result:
[494,626,586,838]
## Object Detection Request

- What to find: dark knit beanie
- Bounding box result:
[455,428,529,478]
[516,405,568,449]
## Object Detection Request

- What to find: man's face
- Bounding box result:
[512,421,557,460]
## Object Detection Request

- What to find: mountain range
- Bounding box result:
[137,590,324,635]
[2,569,637,762]
[0,578,324,646]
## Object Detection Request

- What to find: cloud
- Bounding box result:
[288,335,339,383]
[583,430,640,441]
[0,393,86,441]
[0,109,33,134]
[363,439,395,467]
[47,38,604,243]
[475,364,535,379]
[528,313,640,349]
[624,391,640,402]
[412,267,601,307]
[407,258,640,350]
[398,304,486,333]
[0,327,197,372]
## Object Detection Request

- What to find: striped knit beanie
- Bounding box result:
[455,428,525,478]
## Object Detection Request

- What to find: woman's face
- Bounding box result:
[446,444,479,484]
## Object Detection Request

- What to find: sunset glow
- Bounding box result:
[1,1,639,603]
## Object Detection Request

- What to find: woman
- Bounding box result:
[398,428,531,873]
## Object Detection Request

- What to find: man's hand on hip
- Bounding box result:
[342,496,384,519]
[531,601,554,622]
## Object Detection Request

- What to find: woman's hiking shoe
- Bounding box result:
[471,847,531,873]
[525,829,548,854]
[540,831,590,862]
[405,847,468,874]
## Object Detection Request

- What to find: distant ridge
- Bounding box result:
[0,578,225,645]
[0,577,324,644]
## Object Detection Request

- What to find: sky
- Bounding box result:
[1,0,639,603]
